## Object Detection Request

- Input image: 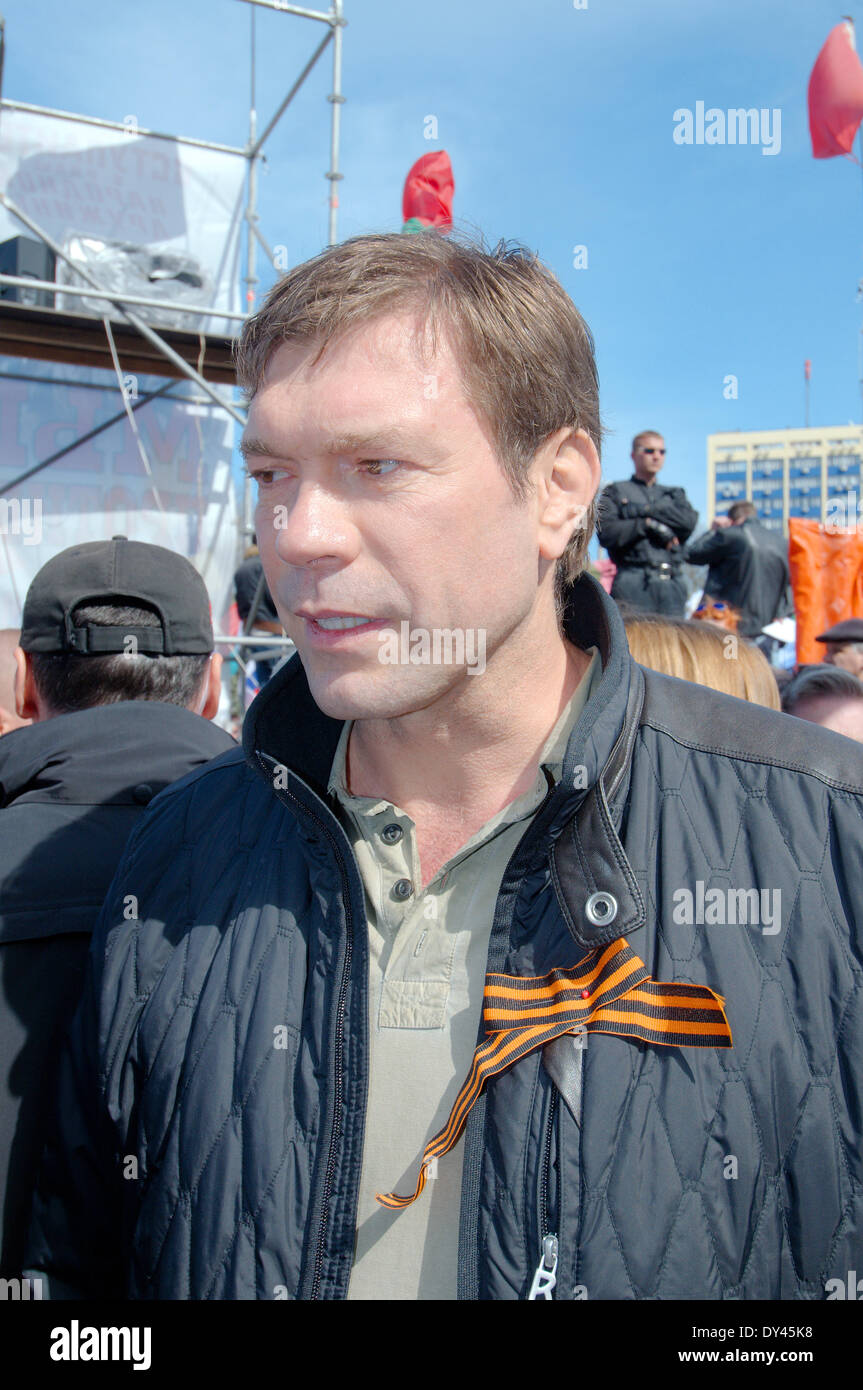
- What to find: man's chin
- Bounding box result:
[300,663,448,723]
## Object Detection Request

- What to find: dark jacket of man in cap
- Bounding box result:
[0,539,235,1278]
[686,506,791,638]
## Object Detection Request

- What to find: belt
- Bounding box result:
[620,560,680,574]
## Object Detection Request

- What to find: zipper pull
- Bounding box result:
[527,1233,558,1300]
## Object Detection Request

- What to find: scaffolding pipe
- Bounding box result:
[0,193,247,428]
[327,0,345,246]
[235,0,334,23]
[242,6,259,549]
[247,28,333,159]
[0,367,214,405]
[214,632,295,647]
[0,272,247,322]
[0,99,247,157]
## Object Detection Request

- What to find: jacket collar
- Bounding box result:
[0,700,234,807]
[244,573,645,949]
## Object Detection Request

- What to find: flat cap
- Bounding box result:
[815,618,863,644]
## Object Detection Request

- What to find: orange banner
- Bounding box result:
[788,517,863,664]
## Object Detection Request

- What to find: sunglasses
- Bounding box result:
[642,447,666,455]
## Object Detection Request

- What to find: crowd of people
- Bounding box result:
[596,428,863,739]
[1,231,861,1302]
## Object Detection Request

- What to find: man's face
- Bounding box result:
[242,312,580,721]
[632,435,666,481]
[823,642,863,678]
[792,695,863,742]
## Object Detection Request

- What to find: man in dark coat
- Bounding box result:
[23,235,863,1302]
[233,536,283,686]
[596,430,698,617]
[0,537,234,1278]
[686,500,792,638]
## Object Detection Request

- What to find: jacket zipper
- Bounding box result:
[257,752,358,1301]
[528,1089,559,1300]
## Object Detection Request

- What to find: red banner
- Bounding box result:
[808,21,863,158]
[788,517,863,664]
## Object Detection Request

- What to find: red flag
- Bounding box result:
[808,20,863,158]
[402,151,454,231]
[804,359,811,380]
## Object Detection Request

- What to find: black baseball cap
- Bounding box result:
[19,536,214,655]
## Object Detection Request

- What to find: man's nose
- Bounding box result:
[264,483,359,568]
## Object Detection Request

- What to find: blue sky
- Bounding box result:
[2,0,862,531]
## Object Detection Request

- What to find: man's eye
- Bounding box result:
[251,469,289,487]
[361,459,401,476]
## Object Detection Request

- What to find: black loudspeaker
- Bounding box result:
[0,235,56,307]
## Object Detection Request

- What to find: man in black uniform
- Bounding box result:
[685,500,792,640]
[597,430,698,616]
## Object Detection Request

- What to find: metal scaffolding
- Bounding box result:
[0,0,346,699]
[0,0,347,528]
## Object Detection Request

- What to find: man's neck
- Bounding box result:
[345,607,591,862]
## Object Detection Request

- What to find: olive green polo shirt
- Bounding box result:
[329,646,600,1301]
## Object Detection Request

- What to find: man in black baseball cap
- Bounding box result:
[815,617,863,678]
[0,536,235,1280]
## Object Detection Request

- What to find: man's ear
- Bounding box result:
[0,704,30,735]
[198,652,223,720]
[534,426,601,563]
[14,646,43,722]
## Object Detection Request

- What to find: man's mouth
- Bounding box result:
[314,615,371,630]
[294,610,390,643]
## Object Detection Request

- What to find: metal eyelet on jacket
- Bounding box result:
[585,890,618,926]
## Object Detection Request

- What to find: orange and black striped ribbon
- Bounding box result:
[376,936,731,1209]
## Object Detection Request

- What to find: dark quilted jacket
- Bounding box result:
[26,575,863,1299]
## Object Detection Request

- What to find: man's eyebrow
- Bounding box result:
[239,436,287,463]
[322,429,416,455]
[239,429,418,462]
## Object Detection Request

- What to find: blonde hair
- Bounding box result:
[624,616,781,710]
[236,231,603,599]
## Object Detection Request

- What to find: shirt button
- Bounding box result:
[381,822,404,844]
[392,877,414,901]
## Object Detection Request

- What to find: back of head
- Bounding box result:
[625,615,781,709]
[727,500,757,524]
[781,662,863,741]
[19,537,214,718]
[28,601,211,715]
[782,663,863,715]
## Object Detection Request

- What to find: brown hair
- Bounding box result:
[236,231,603,602]
[727,500,756,522]
[624,615,781,710]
